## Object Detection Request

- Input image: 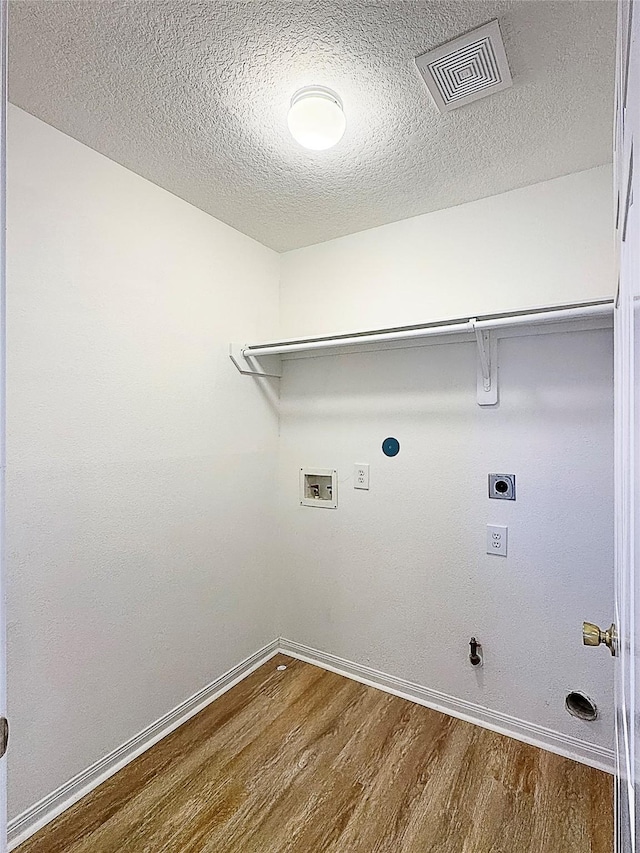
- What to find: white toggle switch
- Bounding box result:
[487,525,507,556]
[354,464,370,490]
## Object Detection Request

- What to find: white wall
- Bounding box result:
[279,165,615,338]
[7,103,616,828]
[6,105,280,819]
[277,328,614,752]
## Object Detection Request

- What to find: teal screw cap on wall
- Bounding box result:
[382,437,400,457]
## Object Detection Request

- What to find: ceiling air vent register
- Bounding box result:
[415,20,513,113]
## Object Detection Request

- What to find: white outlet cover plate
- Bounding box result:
[487,524,508,556]
[354,463,370,490]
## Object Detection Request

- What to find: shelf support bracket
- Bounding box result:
[229,343,282,378]
[471,321,498,406]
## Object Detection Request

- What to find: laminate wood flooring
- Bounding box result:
[18,654,613,853]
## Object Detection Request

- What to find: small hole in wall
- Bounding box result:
[277,665,287,671]
[565,691,598,721]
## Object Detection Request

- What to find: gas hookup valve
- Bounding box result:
[469,637,483,667]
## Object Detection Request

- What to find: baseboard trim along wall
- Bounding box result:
[7,639,280,851]
[10,635,614,848]
[278,638,615,776]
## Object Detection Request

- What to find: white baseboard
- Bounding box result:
[7,639,279,851]
[9,635,615,849]
[279,637,615,775]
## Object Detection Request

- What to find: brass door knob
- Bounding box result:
[583,621,617,656]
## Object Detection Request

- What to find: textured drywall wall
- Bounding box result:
[8,0,615,251]
[6,98,616,826]
[276,329,614,750]
[6,105,280,819]
[279,166,615,338]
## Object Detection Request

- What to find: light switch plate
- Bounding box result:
[487,524,508,556]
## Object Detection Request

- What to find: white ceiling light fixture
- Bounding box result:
[287,86,346,151]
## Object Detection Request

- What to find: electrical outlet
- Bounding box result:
[487,524,507,556]
[354,463,370,490]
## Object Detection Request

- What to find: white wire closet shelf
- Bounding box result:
[229,298,614,407]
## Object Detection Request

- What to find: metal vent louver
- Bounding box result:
[415,20,513,113]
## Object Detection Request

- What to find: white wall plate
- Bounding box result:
[299,468,338,508]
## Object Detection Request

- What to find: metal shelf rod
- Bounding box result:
[242,301,613,358]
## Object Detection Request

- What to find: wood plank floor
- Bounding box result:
[18,654,613,853]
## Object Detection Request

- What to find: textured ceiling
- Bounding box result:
[9,1,616,252]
